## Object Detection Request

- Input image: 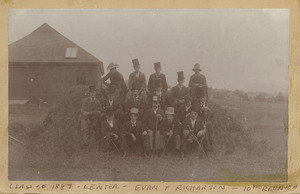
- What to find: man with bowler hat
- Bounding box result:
[188,63,208,102]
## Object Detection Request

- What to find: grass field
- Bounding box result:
[8,98,288,181]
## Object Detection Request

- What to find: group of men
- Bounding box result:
[80,58,213,158]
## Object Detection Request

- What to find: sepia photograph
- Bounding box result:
[8,8,289,182]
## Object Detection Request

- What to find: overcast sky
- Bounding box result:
[9,9,289,94]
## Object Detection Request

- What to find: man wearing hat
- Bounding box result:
[103,85,123,123]
[102,62,127,102]
[148,62,168,94]
[171,71,190,111]
[80,85,103,148]
[124,82,147,119]
[177,96,193,123]
[181,108,205,158]
[161,107,182,155]
[147,78,167,110]
[121,107,146,158]
[101,107,122,157]
[128,59,147,92]
[143,96,165,156]
[188,63,208,102]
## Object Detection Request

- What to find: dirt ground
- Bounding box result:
[8,99,288,182]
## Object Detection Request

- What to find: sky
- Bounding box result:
[8,9,289,94]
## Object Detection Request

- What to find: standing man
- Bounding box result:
[80,85,103,148]
[143,96,165,156]
[171,71,190,111]
[128,58,147,100]
[148,62,168,93]
[102,62,127,102]
[188,64,208,103]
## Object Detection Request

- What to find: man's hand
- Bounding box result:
[83,111,90,116]
[131,134,136,141]
[167,130,173,136]
[142,131,147,135]
[197,130,205,137]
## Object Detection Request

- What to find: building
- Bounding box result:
[9,23,104,102]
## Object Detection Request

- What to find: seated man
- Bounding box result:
[123,83,147,119]
[103,86,123,123]
[181,108,206,158]
[161,107,182,155]
[177,96,193,123]
[147,79,167,110]
[121,107,145,158]
[101,108,122,157]
[143,96,165,156]
[80,85,103,148]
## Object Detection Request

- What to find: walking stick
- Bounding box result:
[153,115,158,153]
[187,125,208,158]
[163,123,175,153]
[110,135,121,154]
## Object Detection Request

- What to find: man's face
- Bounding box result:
[167,114,174,122]
[152,103,158,109]
[155,68,161,74]
[90,91,96,98]
[130,114,138,122]
[110,67,117,74]
[194,70,200,75]
[134,65,140,72]
[186,101,191,107]
[178,80,184,85]
[190,111,198,120]
[155,88,162,93]
[132,90,139,97]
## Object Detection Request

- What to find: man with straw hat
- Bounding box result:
[121,107,146,158]
[102,62,127,102]
[171,71,190,111]
[161,107,182,156]
[148,62,168,93]
[143,95,165,156]
[80,85,103,149]
[188,63,208,102]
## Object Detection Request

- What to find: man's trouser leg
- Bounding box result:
[181,130,190,153]
[81,118,90,145]
[174,135,181,150]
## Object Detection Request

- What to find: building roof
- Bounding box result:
[9,23,103,67]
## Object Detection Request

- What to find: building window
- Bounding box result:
[65,47,77,58]
[76,70,86,85]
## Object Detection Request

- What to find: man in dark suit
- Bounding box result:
[177,96,193,123]
[80,85,103,148]
[103,86,123,122]
[170,71,190,111]
[102,62,127,102]
[161,107,182,155]
[148,62,168,93]
[148,79,167,110]
[143,97,165,155]
[101,108,122,157]
[181,108,205,158]
[124,83,147,119]
[121,107,146,158]
[188,63,208,102]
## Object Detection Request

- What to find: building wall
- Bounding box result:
[9,62,100,102]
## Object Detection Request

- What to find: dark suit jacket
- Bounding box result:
[160,119,182,136]
[147,73,168,93]
[81,97,103,119]
[170,85,189,105]
[182,117,204,135]
[103,99,122,115]
[128,71,147,90]
[147,92,167,110]
[143,108,165,131]
[188,73,208,99]
[101,119,122,136]
[103,71,127,91]
[123,120,145,136]
[177,104,193,123]
[124,96,147,114]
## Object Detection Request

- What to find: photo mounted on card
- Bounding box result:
[8,8,289,182]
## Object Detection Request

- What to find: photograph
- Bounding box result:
[8,8,289,182]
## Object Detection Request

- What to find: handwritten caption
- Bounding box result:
[8,183,298,192]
